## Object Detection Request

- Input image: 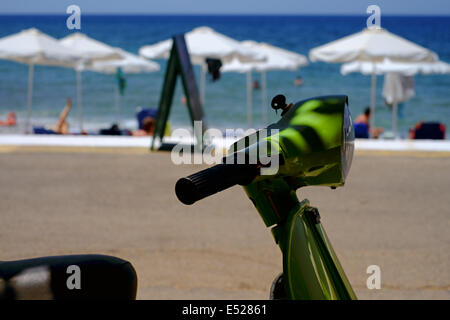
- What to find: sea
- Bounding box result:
[0,14,449,137]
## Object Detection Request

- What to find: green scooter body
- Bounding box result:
[244,178,356,300]
[274,199,356,300]
[234,95,356,299]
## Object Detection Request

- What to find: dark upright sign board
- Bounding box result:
[151,34,207,150]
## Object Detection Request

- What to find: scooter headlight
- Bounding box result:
[341,104,355,180]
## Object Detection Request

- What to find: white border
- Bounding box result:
[0,135,449,152]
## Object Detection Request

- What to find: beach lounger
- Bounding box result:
[410,122,445,139]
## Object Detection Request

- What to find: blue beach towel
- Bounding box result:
[33,126,57,134]
[354,123,369,139]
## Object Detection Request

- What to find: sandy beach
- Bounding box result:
[0,147,448,299]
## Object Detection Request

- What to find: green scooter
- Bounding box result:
[175,94,357,300]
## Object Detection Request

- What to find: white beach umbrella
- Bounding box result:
[0,28,80,133]
[89,49,160,75]
[222,41,308,125]
[341,59,450,76]
[87,49,160,122]
[341,58,450,138]
[309,27,439,135]
[139,26,265,105]
[59,32,122,62]
[230,41,308,72]
[139,26,264,64]
[60,32,124,132]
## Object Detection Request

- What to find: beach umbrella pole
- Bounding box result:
[114,84,120,124]
[76,69,83,132]
[392,101,398,139]
[369,65,377,138]
[200,63,206,105]
[246,71,252,127]
[261,71,267,125]
[25,63,34,134]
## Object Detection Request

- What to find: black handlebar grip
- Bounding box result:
[175,164,259,205]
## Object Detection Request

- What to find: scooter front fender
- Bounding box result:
[275,200,356,300]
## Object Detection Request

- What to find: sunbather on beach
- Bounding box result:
[132,116,155,136]
[354,107,383,139]
[51,98,72,134]
[0,111,16,126]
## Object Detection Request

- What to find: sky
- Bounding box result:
[1,0,450,15]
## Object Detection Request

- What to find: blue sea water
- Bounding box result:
[0,14,449,136]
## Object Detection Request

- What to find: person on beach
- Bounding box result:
[354,107,384,139]
[51,98,72,134]
[0,111,16,126]
[132,116,155,136]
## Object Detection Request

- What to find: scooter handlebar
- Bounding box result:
[175,163,259,205]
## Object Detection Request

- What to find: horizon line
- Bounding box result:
[0,13,449,17]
